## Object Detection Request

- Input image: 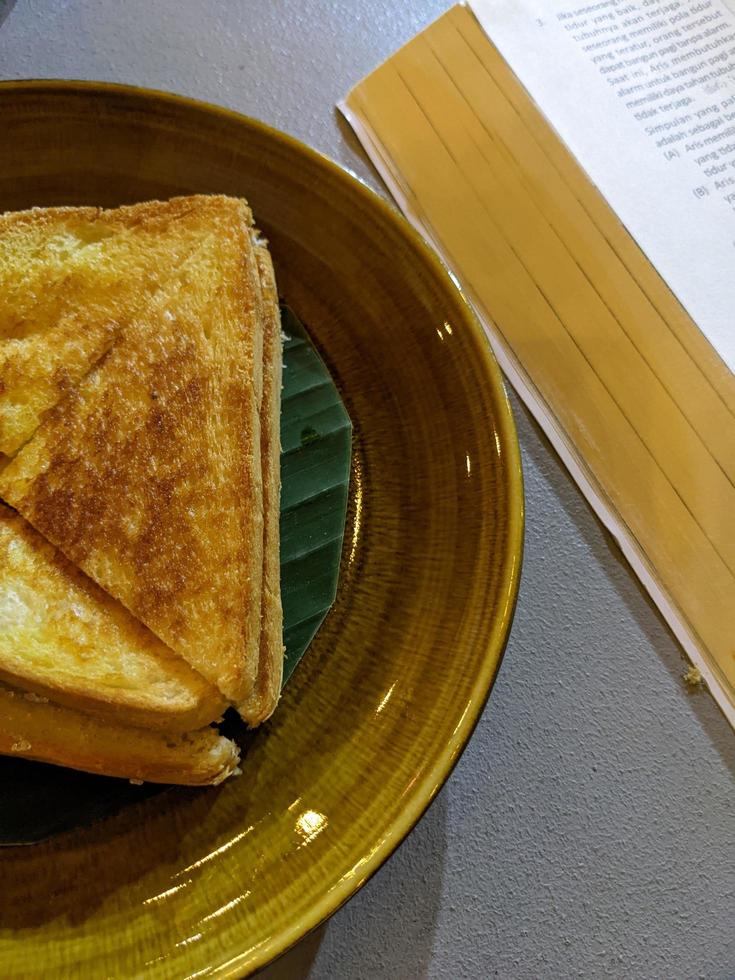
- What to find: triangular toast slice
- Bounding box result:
[240,243,284,725]
[0,202,265,703]
[0,197,239,457]
[0,684,238,785]
[0,503,225,732]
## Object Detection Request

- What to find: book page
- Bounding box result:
[471,0,735,373]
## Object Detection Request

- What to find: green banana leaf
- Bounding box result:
[0,307,351,845]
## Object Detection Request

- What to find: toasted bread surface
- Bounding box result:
[0,684,238,785]
[239,243,284,725]
[0,503,225,731]
[0,201,265,702]
[0,196,247,456]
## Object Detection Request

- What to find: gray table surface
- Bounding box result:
[1,2,733,978]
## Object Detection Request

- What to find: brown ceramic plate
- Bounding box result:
[0,81,523,978]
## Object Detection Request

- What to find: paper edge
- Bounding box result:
[338,100,735,729]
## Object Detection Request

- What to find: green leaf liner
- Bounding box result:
[0,307,352,845]
[279,306,351,683]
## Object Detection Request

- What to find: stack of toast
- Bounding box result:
[0,196,283,785]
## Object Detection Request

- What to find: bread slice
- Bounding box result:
[0,684,238,785]
[0,503,225,732]
[0,202,265,703]
[0,197,239,457]
[240,243,284,725]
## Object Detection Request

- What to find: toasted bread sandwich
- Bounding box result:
[0,195,284,785]
[0,503,225,732]
[0,197,243,457]
[0,203,266,704]
[240,243,284,725]
[0,684,238,785]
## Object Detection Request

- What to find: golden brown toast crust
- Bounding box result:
[0,684,238,785]
[0,196,244,457]
[239,243,284,725]
[0,200,265,703]
[0,503,226,732]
